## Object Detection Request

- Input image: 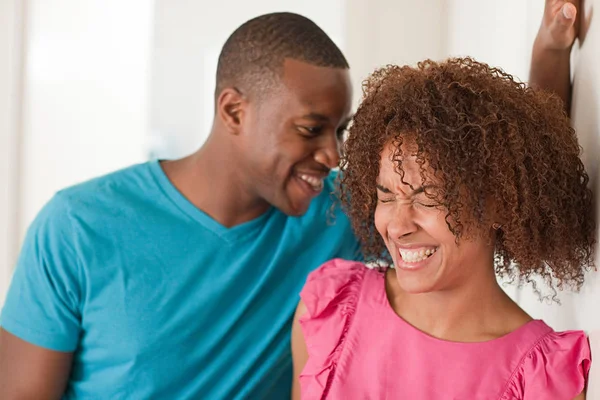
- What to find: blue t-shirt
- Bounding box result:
[0,161,360,399]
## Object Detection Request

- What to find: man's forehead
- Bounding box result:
[281,59,351,93]
[274,60,352,120]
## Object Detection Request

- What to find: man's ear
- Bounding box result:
[216,87,247,135]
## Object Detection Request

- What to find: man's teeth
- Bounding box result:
[299,174,324,191]
[399,247,438,263]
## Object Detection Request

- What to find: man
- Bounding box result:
[0,13,358,399]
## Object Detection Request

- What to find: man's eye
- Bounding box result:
[377,197,394,204]
[299,126,323,136]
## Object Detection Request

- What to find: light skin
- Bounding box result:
[372,143,531,343]
[292,143,587,399]
[0,58,352,399]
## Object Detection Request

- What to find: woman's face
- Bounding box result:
[374,142,494,294]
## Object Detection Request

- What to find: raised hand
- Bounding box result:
[536,0,580,50]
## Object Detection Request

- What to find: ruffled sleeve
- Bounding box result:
[298,258,366,397]
[504,330,591,400]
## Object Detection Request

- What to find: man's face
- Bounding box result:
[237,59,353,216]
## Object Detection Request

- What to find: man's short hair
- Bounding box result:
[215,12,349,100]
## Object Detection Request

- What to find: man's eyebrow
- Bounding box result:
[300,114,353,128]
[300,113,329,122]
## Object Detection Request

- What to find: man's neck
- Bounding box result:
[160,135,271,228]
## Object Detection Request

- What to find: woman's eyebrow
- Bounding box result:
[376,184,392,193]
[376,184,436,196]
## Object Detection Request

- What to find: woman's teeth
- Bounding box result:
[299,174,324,191]
[399,247,438,263]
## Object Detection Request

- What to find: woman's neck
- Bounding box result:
[385,267,532,343]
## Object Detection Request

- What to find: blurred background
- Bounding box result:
[1,0,599,332]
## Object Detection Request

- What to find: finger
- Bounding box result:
[557,2,577,27]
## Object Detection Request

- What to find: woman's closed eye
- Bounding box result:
[377,195,440,208]
[413,196,442,209]
[377,196,395,204]
[414,202,438,209]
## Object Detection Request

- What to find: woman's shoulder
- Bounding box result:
[503,322,590,399]
[298,259,381,398]
[300,258,373,319]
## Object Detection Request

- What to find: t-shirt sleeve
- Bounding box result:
[0,193,83,351]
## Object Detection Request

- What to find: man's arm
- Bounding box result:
[529,0,579,111]
[0,194,82,399]
[0,329,73,399]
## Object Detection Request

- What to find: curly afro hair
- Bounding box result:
[340,57,595,291]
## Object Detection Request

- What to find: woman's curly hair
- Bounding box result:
[340,57,595,291]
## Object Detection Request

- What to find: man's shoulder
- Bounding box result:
[57,162,153,201]
[33,162,155,230]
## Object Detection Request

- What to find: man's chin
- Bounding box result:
[275,197,312,217]
[282,203,310,217]
[271,184,318,216]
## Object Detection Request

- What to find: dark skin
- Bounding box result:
[0,331,73,399]
[529,0,581,111]
[0,58,352,398]
[162,59,353,227]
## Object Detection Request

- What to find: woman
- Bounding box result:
[291,58,594,399]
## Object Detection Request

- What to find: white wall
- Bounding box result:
[344,0,447,109]
[0,0,156,305]
[19,0,155,233]
[446,0,543,83]
[0,0,25,307]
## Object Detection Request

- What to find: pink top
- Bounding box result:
[299,259,591,400]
